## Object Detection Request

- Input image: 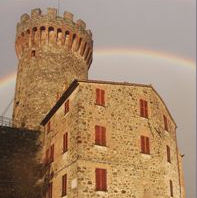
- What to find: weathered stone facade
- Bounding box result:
[13,8,93,130]
[12,8,185,198]
[41,80,185,198]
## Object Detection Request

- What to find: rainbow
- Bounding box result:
[0,48,195,89]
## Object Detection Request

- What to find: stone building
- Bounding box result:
[12,8,185,198]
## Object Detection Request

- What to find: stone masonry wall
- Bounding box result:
[43,81,184,198]
[13,8,93,130]
[43,87,80,198]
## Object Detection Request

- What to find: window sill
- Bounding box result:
[94,145,108,150]
[95,190,108,194]
[140,153,151,158]
[140,116,149,119]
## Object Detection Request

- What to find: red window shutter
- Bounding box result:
[102,127,106,146]
[45,149,49,164]
[96,168,101,190]
[141,136,145,153]
[63,133,68,153]
[140,99,144,117]
[170,180,173,197]
[144,101,148,118]
[164,115,168,131]
[167,146,171,163]
[95,125,100,145]
[65,100,69,115]
[47,121,51,133]
[50,144,54,163]
[96,89,100,104]
[101,90,105,106]
[96,168,107,191]
[146,137,150,154]
[62,174,67,196]
[102,169,107,191]
[48,182,52,198]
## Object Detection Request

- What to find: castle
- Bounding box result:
[12,8,185,198]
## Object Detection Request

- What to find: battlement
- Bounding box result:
[15,8,93,67]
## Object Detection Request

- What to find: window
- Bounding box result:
[45,149,49,165]
[63,133,68,153]
[50,144,54,163]
[47,121,51,134]
[47,182,52,198]
[167,145,171,163]
[163,115,168,131]
[31,50,36,57]
[141,136,150,154]
[170,180,173,197]
[95,125,106,146]
[139,99,148,118]
[64,100,69,115]
[95,168,107,191]
[96,88,105,106]
[62,174,67,196]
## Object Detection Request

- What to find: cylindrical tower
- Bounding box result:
[13,8,93,130]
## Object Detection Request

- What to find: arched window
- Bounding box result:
[26,29,30,34]
[71,34,76,48]
[85,48,90,60]
[77,37,82,51]
[81,42,87,56]
[65,31,70,40]
[48,26,54,32]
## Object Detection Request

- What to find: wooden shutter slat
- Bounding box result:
[140,99,143,117]
[101,90,105,106]
[145,101,148,118]
[62,174,67,196]
[95,126,100,145]
[141,136,145,153]
[46,149,49,164]
[95,169,100,190]
[102,127,106,146]
[102,169,107,191]
[146,137,150,154]
[96,89,100,104]
[63,133,68,153]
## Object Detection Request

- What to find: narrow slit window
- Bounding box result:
[62,174,67,196]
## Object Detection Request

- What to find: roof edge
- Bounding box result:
[40,79,79,126]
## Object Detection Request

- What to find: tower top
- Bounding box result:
[17,8,92,37]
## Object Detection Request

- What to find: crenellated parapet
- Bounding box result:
[15,8,93,67]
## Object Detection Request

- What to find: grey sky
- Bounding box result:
[0,0,196,197]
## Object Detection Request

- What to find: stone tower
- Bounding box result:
[13,8,93,130]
